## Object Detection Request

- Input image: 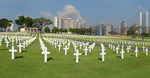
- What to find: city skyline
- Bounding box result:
[0,0,150,27]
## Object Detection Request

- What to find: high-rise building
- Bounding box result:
[54,16,62,29]
[64,18,73,29]
[73,20,81,28]
[140,11,148,33]
[81,22,86,28]
[120,21,127,34]
[104,24,111,35]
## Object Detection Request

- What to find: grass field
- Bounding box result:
[0,36,150,78]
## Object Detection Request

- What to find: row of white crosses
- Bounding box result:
[42,37,98,63]
[43,34,150,61]
[9,36,36,60]
[39,37,50,62]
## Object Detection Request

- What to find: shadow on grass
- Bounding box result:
[116,56,121,58]
[47,57,54,61]
[15,56,24,59]
[73,59,80,61]
[0,48,7,50]
[130,55,135,57]
[141,53,146,56]
[22,50,28,52]
[98,58,102,61]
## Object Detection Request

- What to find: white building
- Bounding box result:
[54,16,62,29]
[120,21,127,34]
[104,24,111,35]
[140,11,148,33]
[73,20,81,28]
[64,18,73,29]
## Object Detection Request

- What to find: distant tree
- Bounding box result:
[25,17,34,28]
[59,28,64,33]
[0,18,12,28]
[33,17,52,33]
[52,27,58,33]
[63,28,68,32]
[44,27,50,33]
[87,27,93,35]
[15,15,26,28]
[127,27,136,36]
[78,28,86,35]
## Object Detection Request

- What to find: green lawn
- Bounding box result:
[0,37,150,78]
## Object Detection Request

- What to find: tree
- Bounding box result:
[0,18,12,28]
[15,15,26,28]
[78,28,86,35]
[25,17,34,28]
[34,17,53,33]
[52,27,58,33]
[127,27,136,36]
[87,27,93,35]
[59,28,64,33]
[44,27,50,33]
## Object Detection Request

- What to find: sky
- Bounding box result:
[0,0,150,27]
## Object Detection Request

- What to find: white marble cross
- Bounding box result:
[79,43,82,49]
[17,43,23,52]
[84,46,88,56]
[74,45,78,51]
[73,50,81,63]
[42,47,50,62]
[54,42,57,48]
[146,48,148,56]
[126,46,130,53]
[100,44,106,62]
[120,46,125,59]
[9,46,17,59]
[5,40,9,48]
[58,44,62,51]
[63,46,69,55]
[0,39,2,46]
[143,46,145,51]
[116,46,119,54]
[12,39,14,46]
[135,46,138,57]
[113,45,115,51]
[88,45,92,52]
[22,41,26,49]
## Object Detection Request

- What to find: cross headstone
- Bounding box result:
[0,39,2,46]
[84,46,88,56]
[73,50,81,63]
[116,46,119,54]
[74,45,78,51]
[120,46,125,59]
[135,46,138,57]
[17,43,23,52]
[146,48,148,56]
[100,44,106,62]
[58,44,62,51]
[143,46,145,51]
[63,46,69,55]
[127,46,130,53]
[9,46,17,59]
[5,40,9,48]
[42,47,50,62]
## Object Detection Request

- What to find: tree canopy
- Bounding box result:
[0,18,12,28]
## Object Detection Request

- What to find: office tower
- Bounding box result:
[54,16,62,29]
[140,11,148,33]
[120,21,127,34]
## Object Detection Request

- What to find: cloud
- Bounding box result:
[138,5,144,10]
[57,5,86,22]
[40,12,53,17]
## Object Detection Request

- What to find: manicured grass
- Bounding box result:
[0,37,150,78]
